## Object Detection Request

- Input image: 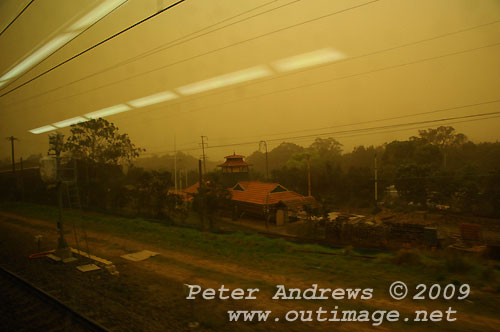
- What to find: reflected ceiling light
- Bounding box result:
[85,104,131,119]
[128,91,178,108]
[176,66,272,95]
[29,125,56,134]
[272,48,345,72]
[0,32,78,82]
[70,0,127,31]
[53,116,89,128]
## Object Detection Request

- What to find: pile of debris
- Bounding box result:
[324,212,438,249]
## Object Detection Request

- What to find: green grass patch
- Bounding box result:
[1,201,499,298]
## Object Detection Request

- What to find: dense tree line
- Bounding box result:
[247,126,500,217]
[1,120,499,219]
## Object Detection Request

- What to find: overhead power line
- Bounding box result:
[0,0,34,37]
[9,18,499,123]
[16,35,498,144]
[140,113,500,156]
[118,41,500,126]
[119,0,299,65]
[155,17,499,110]
[0,0,187,98]
[0,0,128,93]
[194,111,500,150]
[175,99,500,147]
[278,114,500,148]
[141,103,500,155]
[2,0,379,105]
[141,113,500,157]
[3,0,299,106]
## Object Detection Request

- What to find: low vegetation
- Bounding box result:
[1,201,498,297]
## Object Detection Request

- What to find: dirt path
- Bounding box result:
[1,211,499,331]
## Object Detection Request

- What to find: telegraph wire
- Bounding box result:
[10,19,499,123]
[15,40,500,144]
[0,0,34,37]
[186,99,500,146]
[0,0,187,98]
[190,111,500,150]
[273,114,500,148]
[0,0,129,93]
[117,41,500,126]
[3,0,297,107]
[140,113,500,156]
[122,0,300,61]
[140,106,500,155]
[168,18,500,125]
[2,0,379,104]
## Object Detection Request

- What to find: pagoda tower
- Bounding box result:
[218,153,250,187]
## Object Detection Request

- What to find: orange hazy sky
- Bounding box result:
[1,0,499,164]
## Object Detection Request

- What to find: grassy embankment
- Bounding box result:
[0,201,499,316]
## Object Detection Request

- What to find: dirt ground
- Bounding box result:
[1,211,499,332]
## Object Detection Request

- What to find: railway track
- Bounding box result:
[0,265,110,332]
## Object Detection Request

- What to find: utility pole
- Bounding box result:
[6,136,18,174]
[174,135,177,193]
[19,157,24,201]
[198,160,203,189]
[374,153,378,203]
[200,136,207,179]
[179,169,183,191]
[307,154,311,197]
[259,141,269,180]
[198,159,204,229]
[49,132,72,260]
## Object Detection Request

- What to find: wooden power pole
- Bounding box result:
[374,153,378,203]
[6,136,18,174]
[259,141,269,180]
[307,154,311,197]
[174,135,177,193]
[200,136,207,179]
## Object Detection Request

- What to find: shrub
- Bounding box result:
[443,252,472,273]
[390,249,422,265]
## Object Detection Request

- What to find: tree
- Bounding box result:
[64,118,144,165]
[192,172,232,231]
[62,119,144,208]
[417,126,467,168]
[394,163,431,207]
[309,137,343,156]
[149,170,172,218]
[417,126,467,148]
[414,143,443,168]
[483,170,500,217]
[342,145,379,170]
[247,142,304,174]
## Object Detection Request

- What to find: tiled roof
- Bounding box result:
[184,180,318,208]
[278,196,320,210]
[183,182,200,194]
[229,181,305,205]
[218,160,249,167]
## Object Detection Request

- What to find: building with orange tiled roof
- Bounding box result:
[229,181,319,225]
[183,153,319,225]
